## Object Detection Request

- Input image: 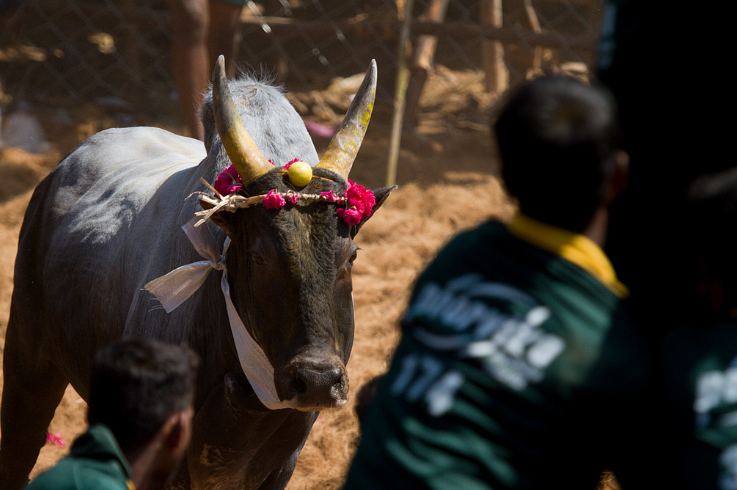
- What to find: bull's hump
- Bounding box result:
[52,126,207,244]
[96,126,206,161]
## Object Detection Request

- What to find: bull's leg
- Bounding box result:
[0,322,69,490]
[258,450,300,490]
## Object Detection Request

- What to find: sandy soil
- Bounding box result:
[0,67,616,489]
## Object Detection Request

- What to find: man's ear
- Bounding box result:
[199,197,234,236]
[350,185,398,238]
[165,408,194,452]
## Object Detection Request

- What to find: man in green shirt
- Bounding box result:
[343,76,661,489]
[26,338,199,490]
[656,168,737,490]
[596,0,730,330]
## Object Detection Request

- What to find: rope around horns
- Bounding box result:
[193,177,347,228]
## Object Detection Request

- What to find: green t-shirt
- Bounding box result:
[27,424,133,490]
[659,319,737,490]
[344,220,656,489]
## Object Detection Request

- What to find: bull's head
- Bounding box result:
[201,56,394,412]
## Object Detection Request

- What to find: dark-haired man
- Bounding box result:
[343,76,658,489]
[26,338,199,490]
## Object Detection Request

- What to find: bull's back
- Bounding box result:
[10,127,207,389]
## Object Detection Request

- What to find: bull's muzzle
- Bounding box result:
[274,355,348,411]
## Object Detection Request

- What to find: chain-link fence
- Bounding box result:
[0,0,602,128]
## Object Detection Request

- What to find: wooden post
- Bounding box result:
[122,0,142,87]
[403,0,450,127]
[385,0,415,187]
[524,0,543,76]
[480,0,507,93]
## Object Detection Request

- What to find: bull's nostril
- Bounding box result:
[326,368,344,388]
[291,376,307,397]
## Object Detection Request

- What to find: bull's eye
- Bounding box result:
[349,250,358,264]
[250,251,266,266]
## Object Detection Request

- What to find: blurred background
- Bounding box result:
[0,0,601,152]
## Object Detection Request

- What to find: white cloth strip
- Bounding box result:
[144,220,224,313]
[220,268,285,409]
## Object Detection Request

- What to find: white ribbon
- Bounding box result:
[144,219,224,313]
[144,218,287,410]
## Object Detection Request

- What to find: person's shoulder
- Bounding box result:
[659,317,737,378]
[415,219,508,283]
[431,219,509,263]
[27,457,131,490]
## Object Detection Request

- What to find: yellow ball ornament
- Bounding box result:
[287,160,313,187]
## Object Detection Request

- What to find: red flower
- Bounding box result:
[214,165,244,195]
[284,158,300,170]
[263,189,286,209]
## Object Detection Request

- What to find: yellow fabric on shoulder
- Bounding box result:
[507,212,629,298]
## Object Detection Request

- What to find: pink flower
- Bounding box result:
[337,180,375,225]
[337,207,363,225]
[345,180,376,220]
[263,189,286,209]
[284,158,300,170]
[320,190,338,202]
[214,165,244,195]
[45,432,65,448]
[288,192,300,205]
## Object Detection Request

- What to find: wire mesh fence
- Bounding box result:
[0,0,602,130]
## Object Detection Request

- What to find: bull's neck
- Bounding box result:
[189,230,245,408]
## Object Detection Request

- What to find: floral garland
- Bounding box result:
[209,161,375,226]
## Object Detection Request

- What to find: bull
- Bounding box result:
[0,56,394,489]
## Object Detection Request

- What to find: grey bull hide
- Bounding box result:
[0,56,395,489]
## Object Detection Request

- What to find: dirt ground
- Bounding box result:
[0,66,617,489]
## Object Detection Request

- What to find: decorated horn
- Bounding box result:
[315,60,377,180]
[212,55,273,183]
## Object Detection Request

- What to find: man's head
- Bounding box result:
[88,338,199,483]
[686,168,737,316]
[494,76,625,232]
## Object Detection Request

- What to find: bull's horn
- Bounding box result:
[212,55,273,183]
[315,60,377,180]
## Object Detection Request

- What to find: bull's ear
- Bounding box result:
[199,196,235,236]
[351,185,397,238]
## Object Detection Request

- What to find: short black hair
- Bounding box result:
[87,338,199,452]
[687,168,737,310]
[494,76,621,232]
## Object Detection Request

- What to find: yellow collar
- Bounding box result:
[506,212,628,298]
